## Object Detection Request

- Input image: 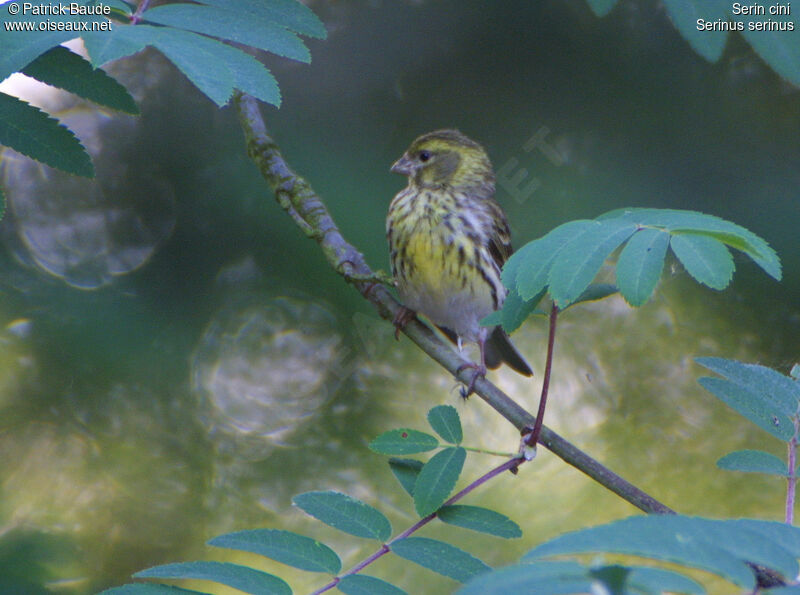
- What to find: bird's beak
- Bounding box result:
[390,155,413,175]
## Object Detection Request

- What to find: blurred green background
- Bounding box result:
[0,0,798,593]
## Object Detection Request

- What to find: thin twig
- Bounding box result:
[233,91,672,516]
[310,457,524,595]
[233,93,789,588]
[526,303,558,448]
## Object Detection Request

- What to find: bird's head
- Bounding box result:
[391,129,495,194]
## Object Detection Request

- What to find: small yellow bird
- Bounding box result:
[386,129,532,393]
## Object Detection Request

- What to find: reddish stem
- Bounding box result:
[310,456,524,594]
[526,303,559,447]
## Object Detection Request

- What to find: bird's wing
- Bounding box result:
[486,199,513,268]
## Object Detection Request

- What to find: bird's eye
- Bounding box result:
[418,150,431,162]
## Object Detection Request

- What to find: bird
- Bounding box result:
[386,129,533,395]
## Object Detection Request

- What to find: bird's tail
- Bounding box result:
[484,326,533,376]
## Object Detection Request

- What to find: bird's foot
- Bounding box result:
[456,361,487,399]
[392,306,416,340]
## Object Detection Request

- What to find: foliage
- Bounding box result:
[586,0,800,86]
[491,208,781,333]
[0,0,324,180]
[101,405,521,594]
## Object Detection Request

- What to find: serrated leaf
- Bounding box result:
[0,92,93,177]
[585,0,619,17]
[698,376,794,441]
[458,560,703,595]
[0,8,107,79]
[482,287,546,334]
[548,219,637,307]
[392,537,490,583]
[525,515,800,588]
[670,233,734,290]
[616,228,669,306]
[208,529,341,574]
[99,586,201,595]
[717,449,789,476]
[414,447,466,517]
[134,561,290,595]
[143,4,311,63]
[427,405,462,444]
[337,574,408,595]
[388,458,423,496]
[560,283,618,312]
[369,429,438,455]
[21,46,138,114]
[293,491,391,541]
[662,0,730,62]
[438,505,522,538]
[507,219,595,300]
[695,356,800,415]
[739,11,800,86]
[627,565,705,594]
[196,0,327,39]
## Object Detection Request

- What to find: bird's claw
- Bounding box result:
[392,306,416,340]
[456,361,487,398]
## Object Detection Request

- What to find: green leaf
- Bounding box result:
[208,529,341,574]
[670,233,734,290]
[767,587,800,595]
[0,8,107,79]
[600,207,781,281]
[627,565,705,594]
[143,4,311,63]
[438,505,522,539]
[717,449,789,476]
[293,491,391,541]
[85,25,280,107]
[134,562,291,595]
[525,515,800,588]
[698,376,794,441]
[392,537,490,583]
[369,429,438,455]
[457,560,593,595]
[739,11,800,87]
[482,287,546,334]
[507,219,595,300]
[560,283,618,312]
[99,586,201,595]
[548,218,637,307]
[0,92,93,177]
[337,575,408,595]
[413,447,466,517]
[615,228,670,306]
[585,0,619,17]
[662,0,730,62]
[195,0,327,39]
[695,357,800,415]
[21,47,138,114]
[458,560,703,595]
[427,405,462,444]
[388,458,423,496]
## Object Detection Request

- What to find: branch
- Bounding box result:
[233,91,672,516]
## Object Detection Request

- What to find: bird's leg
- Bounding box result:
[456,329,488,398]
[392,306,417,340]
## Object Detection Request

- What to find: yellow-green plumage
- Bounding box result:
[387,129,532,378]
